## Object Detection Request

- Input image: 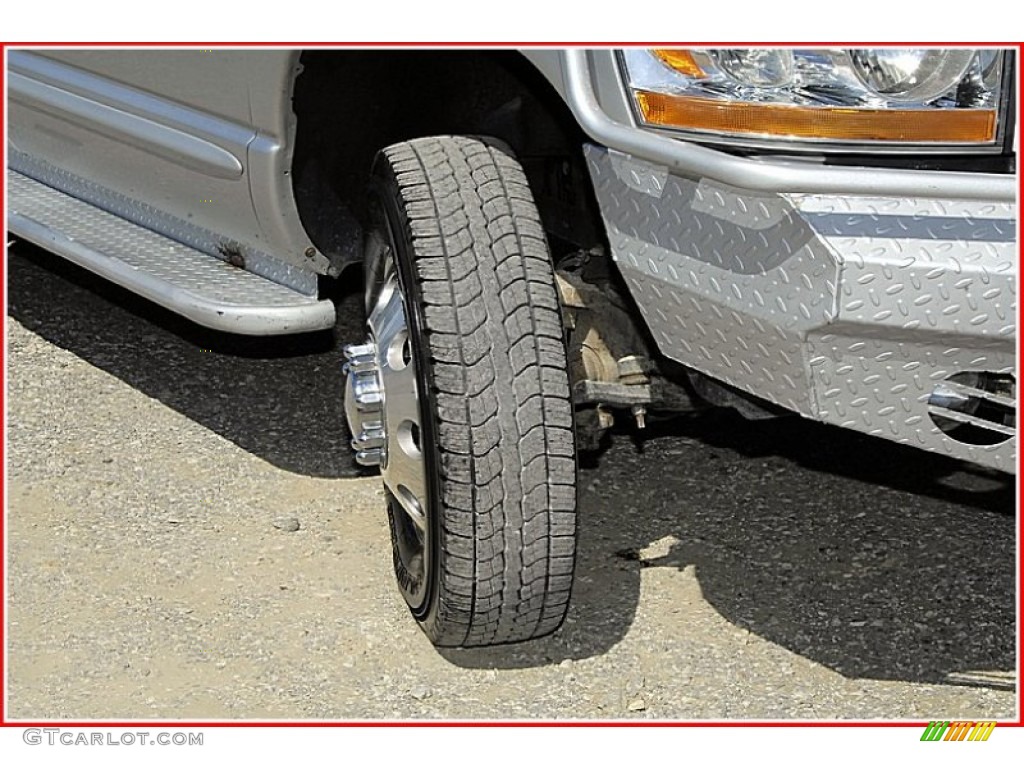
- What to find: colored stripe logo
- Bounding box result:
[920,721,997,741]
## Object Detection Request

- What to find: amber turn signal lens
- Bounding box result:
[652,49,705,78]
[636,91,997,144]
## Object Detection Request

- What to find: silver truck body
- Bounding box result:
[6,48,1018,472]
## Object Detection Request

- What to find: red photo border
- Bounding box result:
[1,40,1021,730]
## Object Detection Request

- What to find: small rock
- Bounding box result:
[627,697,647,712]
[273,517,300,532]
[410,685,432,700]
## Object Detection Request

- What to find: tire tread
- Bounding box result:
[375,136,577,647]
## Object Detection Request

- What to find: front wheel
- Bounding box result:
[344,136,578,647]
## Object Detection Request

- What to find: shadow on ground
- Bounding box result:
[7,243,366,478]
[8,242,1016,688]
[446,412,1015,687]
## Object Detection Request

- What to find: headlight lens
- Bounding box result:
[712,49,795,87]
[848,49,975,102]
[621,48,1009,148]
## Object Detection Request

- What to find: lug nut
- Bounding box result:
[632,405,647,430]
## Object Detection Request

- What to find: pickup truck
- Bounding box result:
[7,47,1017,649]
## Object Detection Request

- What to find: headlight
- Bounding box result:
[712,49,794,87]
[621,48,1010,150]
[848,49,976,103]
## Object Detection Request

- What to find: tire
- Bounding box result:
[365,136,577,647]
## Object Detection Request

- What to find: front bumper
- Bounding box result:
[585,145,1017,472]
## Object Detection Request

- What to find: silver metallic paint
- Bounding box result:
[7,50,326,276]
[9,70,244,179]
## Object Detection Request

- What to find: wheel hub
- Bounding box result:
[343,249,429,541]
[343,341,385,466]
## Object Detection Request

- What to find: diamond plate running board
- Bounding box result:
[7,170,335,335]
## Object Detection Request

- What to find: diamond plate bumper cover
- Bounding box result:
[585,145,1017,472]
[7,170,336,335]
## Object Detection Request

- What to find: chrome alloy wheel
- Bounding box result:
[343,244,430,605]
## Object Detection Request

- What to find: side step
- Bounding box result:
[6,170,336,335]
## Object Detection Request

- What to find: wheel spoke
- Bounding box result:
[383,444,427,533]
[369,279,404,347]
[382,363,420,428]
[357,258,430,538]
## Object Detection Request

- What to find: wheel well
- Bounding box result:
[290,50,604,274]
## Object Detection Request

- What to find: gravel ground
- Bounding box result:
[5,242,1018,720]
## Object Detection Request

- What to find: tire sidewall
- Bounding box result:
[367,168,445,628]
